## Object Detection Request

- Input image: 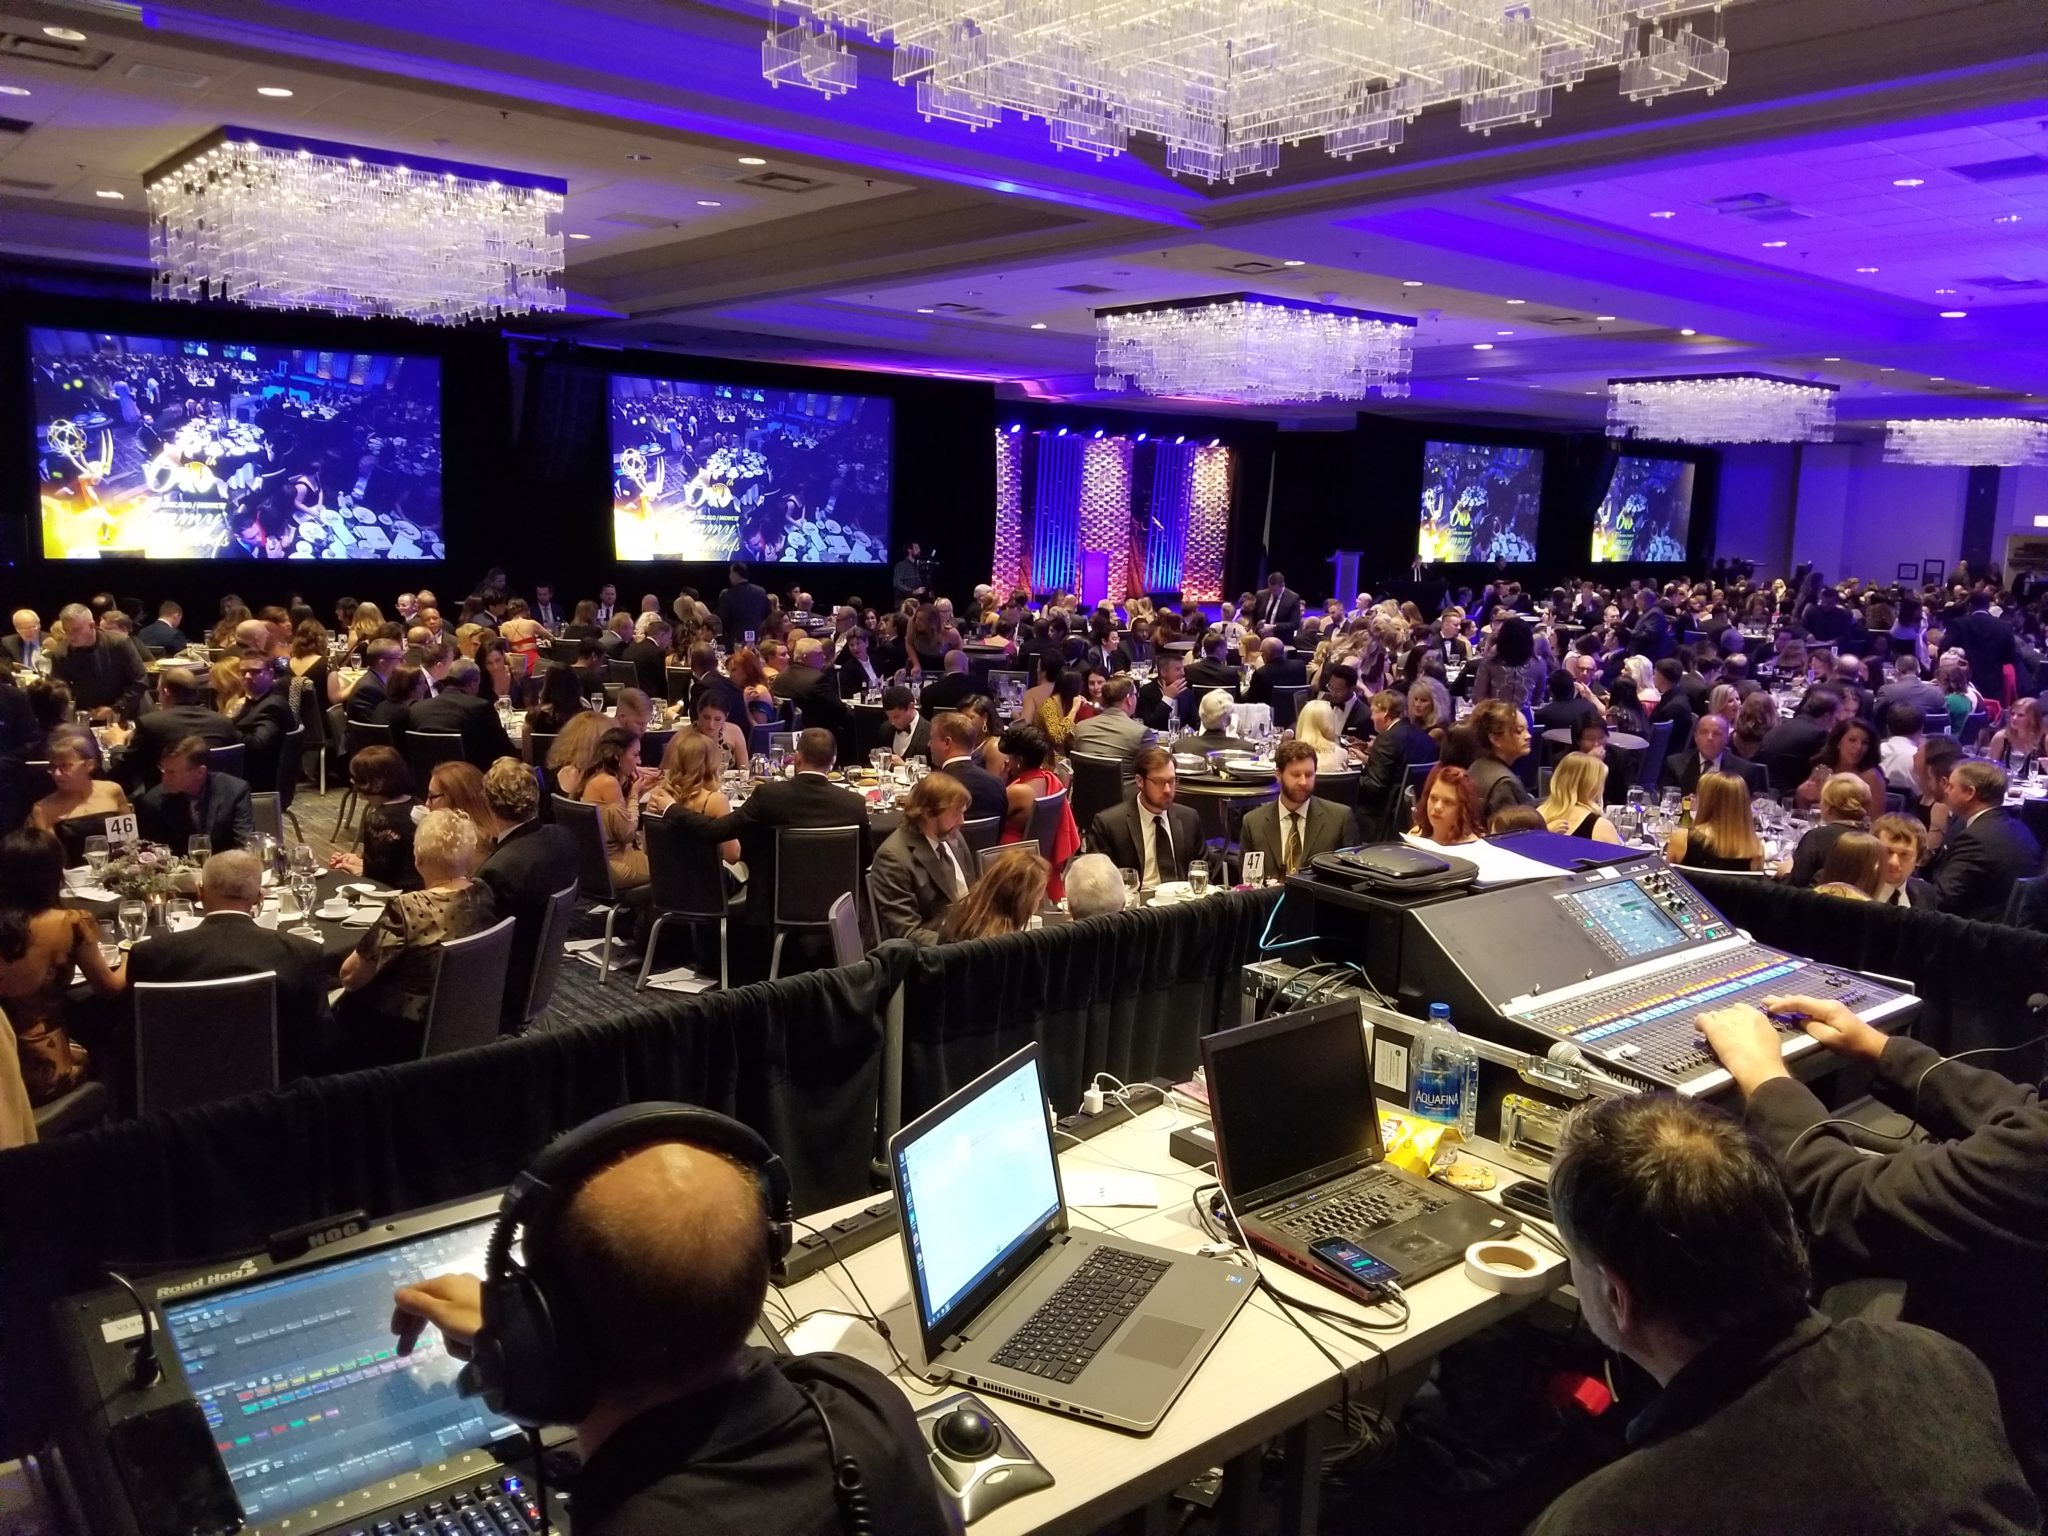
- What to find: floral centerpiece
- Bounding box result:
[103,843,176,902]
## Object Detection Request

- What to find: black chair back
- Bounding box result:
[1312,770,1361,810]
[1273,687,1310,732]
[526,730,558,768]
[421,915,517,1058]
[134,972,277,1115]
[205,742,246,780]
[1067,754,1129,832]
[278,726,304,813]
[605,659,640,689]
[960,814,1003,856]
[664,666,693,704]
[550,794,618,901]
[405,729,465,787]
[645,812,730,921]
[519,881,582,1026]
[343,719,394,759]
[1633,718,1676,791]
[1922,710,1952,737]
[773,825,862,927]
[1026,787,1070,869]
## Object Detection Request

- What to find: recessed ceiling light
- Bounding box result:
[737,155,767,166]
[1282,259,1306,267]
[0,85,32,96]
[1650,210,1677,219]
[1495,330,1514,336]
[1935,287,1957,295]
[257,86,294,98]
[626,153,651,161]
[1465,376,1480,381]
[42,25,86,41]
[1855,266,1880,274]
[1596,314,1617,322]
[1930,376,1945,382]
[1893,177,1925,188]
[1585,390,1599,396]
[1979,385,1993,391]
[1402,280,1424,287]
[1680,328,1697,336]
[1940,310,1968,319]
[1504,298,1527,305]
[567,232,591,240]
[1823,356,1841,362]
[916,307,934,314]
[1995,214,2023,224]
[93,189,123,200]
[1472,343,1494,351]
[1029,322,1047,330]
[696,199,722,207]
[1761,240,1788,249]
[1879,367,1895,372]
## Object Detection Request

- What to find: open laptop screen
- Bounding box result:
[894,1047,1062,1344]
[1203,1000,1382,1204]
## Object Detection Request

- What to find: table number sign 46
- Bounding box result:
[104,812,138,850]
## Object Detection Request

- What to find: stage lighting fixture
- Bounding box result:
[1057,426,1069,436]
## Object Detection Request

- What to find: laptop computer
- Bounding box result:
[1201,1000,1518,1298]
[889,1043,1254,1433]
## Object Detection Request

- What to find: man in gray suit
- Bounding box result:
[869,770,976,943]
[1240,742,1357,876]
[1069,675,1152,771]
[1085,746,1206,886]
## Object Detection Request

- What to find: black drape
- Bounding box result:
[900,888,1282,1120]
[0,957,899,1456]
[1689,873,2048,1064]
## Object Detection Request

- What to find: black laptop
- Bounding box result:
[1200,1000,1518,1298]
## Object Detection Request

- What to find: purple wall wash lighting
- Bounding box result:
[993,426,1025,591]
[1031,431,1085,591]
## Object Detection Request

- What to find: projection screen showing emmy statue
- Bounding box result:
[1416,440,1544,564]
[31,328,443,561]
[1593,454,1696,563]
[610,374,893,563]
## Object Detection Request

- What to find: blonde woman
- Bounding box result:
[1538,752,1620,843]
[1292,699,1350,773]
[1408,678,1452,746]
[340,600,384,663]
[1620,654,1659,709]
[210,656,249,720]
[545,710,609,800]
[1987,696,2046,772]
[1665,771,1765,872]
[646,731,742,865]
[1787,773,1873,886]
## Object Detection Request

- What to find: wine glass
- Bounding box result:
[186,835,212,867]
[289,841,319,879]
[117,901,147,945]
[84,836,109,880]
[1121,868,1142,903]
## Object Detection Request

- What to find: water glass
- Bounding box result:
[292,873,318,919]
[1660,788,1682,819]
[289,841,319,878]
[1121,868,1142,901]
[1188,863,1210,897]
[166,897,195,932]
[117,901,147,945]
[869,749,889,774]
[84,835,109,877]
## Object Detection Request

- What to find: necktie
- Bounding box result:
[1144,814,1167,886]
[1283,811,1303,875]
[939,839,967,899]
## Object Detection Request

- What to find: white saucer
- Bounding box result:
[316,904,352,921]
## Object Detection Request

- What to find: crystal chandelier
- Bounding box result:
[1096,295,1413,405]
[1608,373,1837,444]
[146,128,567,325]
[763,0,1746,183]
[1884,418,2048,468]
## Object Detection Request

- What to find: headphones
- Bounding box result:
[464,1102,793,1429]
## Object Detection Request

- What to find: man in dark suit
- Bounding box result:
[1650,658,1697,740]
[1534,668,1600,737]
[52,603,148,718]
[344,638,403,725]
[126,668,241,791]
[624,618,672,700]
[931,712,1007,823]
[1240,742,1357,874]
[1356,690,1438,841]
[476,756,580,1031]
[1625,593,1675,663]
[1955,595,2018,705]
[134,601,188,655]
[692,729,871,934]
[876,684,931,763]
[405,659,516,768]
[1758,686,1844,796]
[915,649,976,715]
[717,561,772,643]
[1135,656,1197,733]
[1251,572,1303,637]
[770,638,855,759]
[1185,632,1241,691]
[1085,746,1205,886]
[232,652,297,795]
[683,642,746,726]
[1873,655,1947,719]
[1873,814,1938,911]
[138,735,255,851]
[1,609,45,673]
[1928,760,2043,923]
[530,584,563,632]
[869,770,974,944]
[1663,715,1767,797]
[1321,665,1374,740]
[129,849,335,1079]
[1243,636,1309,707]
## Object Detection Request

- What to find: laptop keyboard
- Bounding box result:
[1272,1168,1446,1240]
[991,1247,1170,1385]
[340,1475,544,1535]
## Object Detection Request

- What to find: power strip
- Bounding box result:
[1054,1078,1173,1144]
[773,1199,898,1287]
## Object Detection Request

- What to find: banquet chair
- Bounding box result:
[640,814,729,990]
[1272,687,1310,733]
[827,892,865,967]
[205,742,246,781]
[1026,787,1071,872]
[33,1080,108,1140]
[552,795,628,985]
[770,825,861,980]
[1632,719,1675,791]
[959,815,1003,858]
[332,721,393,838]
[605,660,640,690]
[1067,754,1130,833]
[404,729,465,788]
[134,972,277,1115]
[420,916,516,1059]
[517,882,582,1027]
[251,792,283,846]
[1312,770,1361,812]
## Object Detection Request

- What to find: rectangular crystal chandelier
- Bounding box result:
[146,128,567,325]
[1096,294,1413,405]
[1884,418,2048,468]
[762,0,1748,184]
[1608,373,1838,445]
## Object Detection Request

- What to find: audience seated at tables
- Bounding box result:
[612,687,655,739]
[1814,828,1884,899]
[1786,773,1873,887]
[997,723,1080,897]
[1411,763,1483,846]
[727,645,777,728]
[1760,685,1845,796]
[941,846,1049,943]
[126,668,240,791]
[1069,676,1150,769]
[1062,852,1128,920]
[1604,675,1651,737]
[1244,636,1308,704]
[425,761,496,844]
[1879,702,1924,793]
[234,650,297,793]
[579,727,653,891]
[1540,752,1621,842]
[30,727,131,857]
[1292,700,1352,774]
[137,735,254,855]
[1472,615,1546,708]
[1873,652,1947,717]
[1872,813,1936,908]
[0,826,124,1108]
[917,648,976,715]
[522,663,589,749]
[683,694,748,774]
[1729,689,1776,763]
[406,658,516,767]
[545,711,608,801]
[1036,667,1085,750]
[1534,667,1600,736]
[210,656,249,724]
[1084,745,1206,887]
[1354,688,1438,840]
[1185,631,1239,692]
[876,684,930,763]
[1700,992,2048,1506]
[474,757,579,1032]
[329,746,419,891]
[343,637,403,724]
[1913,733,1962,855]
[1664,713,1766,796]
[1240,741,1356,876]
[645,734,743,868]
[1488,804,1546,834]
[1665,771,1766,873]
[959,696,1007,777]
[1135,655,1192,733]
[1989,697,2047,773]
[128,850,335,1080]
[770,637,855,756]
[1794,717,1888,815]
[870,771,974,944]
[1465,699,1534,822]
[50,603,147,719]
[931,711,1007,822]
[1190,689,1244,751]
[1927,760,2043,922]
[1940,661,1976,737]
[335,807,496,1066]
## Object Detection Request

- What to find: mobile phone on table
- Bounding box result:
[1308,1236,1399,1294]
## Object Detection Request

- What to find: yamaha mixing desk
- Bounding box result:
[1398,856,1919,1094]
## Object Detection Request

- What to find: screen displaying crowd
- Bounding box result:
[31,330,443,562]
[1417,441,1544,565]
[1593,455,1697,563]
[610,376,892,565]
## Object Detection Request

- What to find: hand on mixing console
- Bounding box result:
[392,1272,484,1358]
[1758,994,1887,1063]
[1697,1005,1793,1093]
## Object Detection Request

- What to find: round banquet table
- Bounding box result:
[64,866,395,972]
